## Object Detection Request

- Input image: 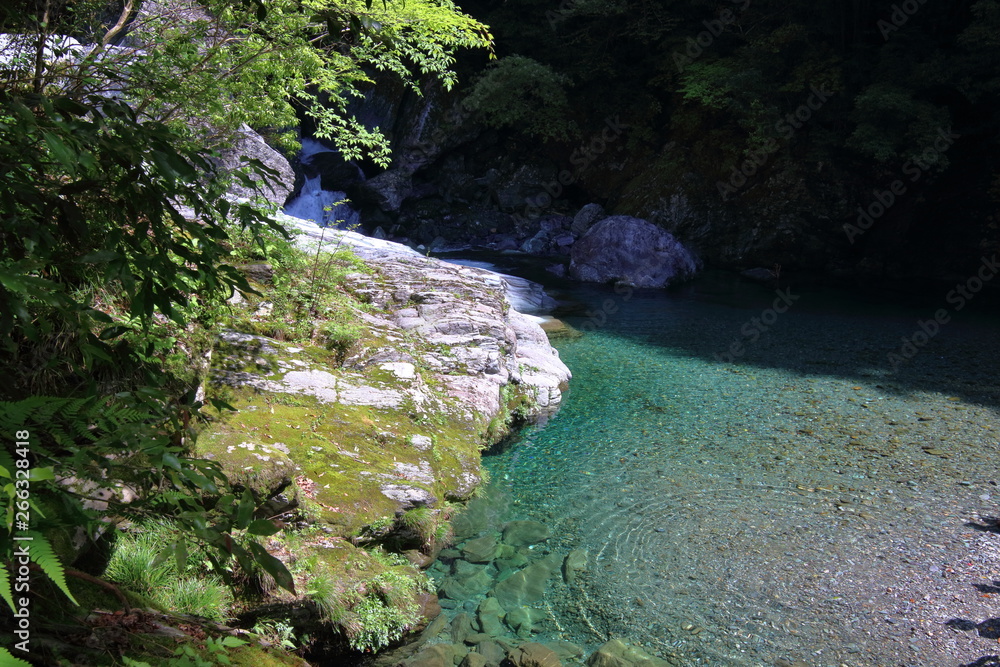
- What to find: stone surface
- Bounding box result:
[506,642,563,667]
[502,520,551,547]
[406,644,455,667]
[462,534,499,564]
[461,653,489,667]
[218,124,295,207]
[563,549,588,584]
[475,640,506,667]
[572,203,606,235]
[585,639,672,667]
[492,553,562,611]
[569,216,698,288]
[477,597,505,637]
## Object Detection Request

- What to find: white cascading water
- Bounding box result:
[282,138,361,229]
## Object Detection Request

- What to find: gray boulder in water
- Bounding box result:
[569,215,698,288]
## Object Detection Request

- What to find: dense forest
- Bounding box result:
[389,0,1000,281]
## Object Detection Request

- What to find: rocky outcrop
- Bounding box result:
[218,124,296,207]
[282,214,571,419]
[569,216,699,288]
[207,214,570,530]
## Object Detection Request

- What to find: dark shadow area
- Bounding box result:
[960,657,1000,667]
[973,582,1000,595]
[966,519,1000,534]
[449,254,1000,416]
[946,617,1000,639]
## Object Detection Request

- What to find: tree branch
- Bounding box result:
[102,0,137,47]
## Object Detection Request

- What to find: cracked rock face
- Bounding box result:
[279,216,572,421]
[210,217,571,515]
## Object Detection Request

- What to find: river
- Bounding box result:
[427,263,1000,667]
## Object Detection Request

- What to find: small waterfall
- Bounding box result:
[282,138,362,228]
[282,176,359,229]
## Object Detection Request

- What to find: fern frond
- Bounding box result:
[0,561,15,612]
[25,531,78,605]
[0,647,32,666]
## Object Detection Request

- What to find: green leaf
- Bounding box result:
[42,131,78,172]
[248,541,294,594]
[0,647,32,667]
[0,563,15,613]
[161,452,182,471]
[174,539,188,574]
[25,531,79,605]
[28,467,54,481]
[235,489,255,530]
[77,250,121,263]
[247,519,280,537]
[220,637,246,648]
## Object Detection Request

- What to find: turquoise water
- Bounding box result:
[436,271,1000,666]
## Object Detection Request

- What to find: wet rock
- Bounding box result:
[492,553,562,611]
[572,203,606,235]
[406,643,455,667]
[462,654,489,667]
[585,639,672,667]
[545,641,585,662]
[462,534,500,564]
[521,231,549,255]
[416,614,450,645]
[740,267,776,284]
[477,597,506,637]
[563,549,588,584]
[494,551,531,575]
[569,216,698,288]
[505,607,544,639]
[476,640,506,667]
[450,612,477,644]
[502,520,551,546]
[355,168,413,213]
[506,642,563,667]
[449,562,495,597]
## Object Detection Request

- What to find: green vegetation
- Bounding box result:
[457,0,1000,265]
[104,520,235,622]
[0,0,492,662]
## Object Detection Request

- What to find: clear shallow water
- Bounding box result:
[439,273,1000,666]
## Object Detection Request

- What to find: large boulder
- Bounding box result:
[218,124,296,207]
[569,216,698,288]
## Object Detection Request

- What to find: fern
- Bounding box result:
[24,531,78,606]
[0,647,32,666]
[0,559,13,612]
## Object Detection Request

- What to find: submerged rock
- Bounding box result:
[585,639,674,667]
[569,216,698,288]
[462,534,500,564]
[502,520,551,547]
[563,549,588,584]
[506,642,563,667]
[492,553,562,611]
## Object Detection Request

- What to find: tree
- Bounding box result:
[0,0,492,637]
